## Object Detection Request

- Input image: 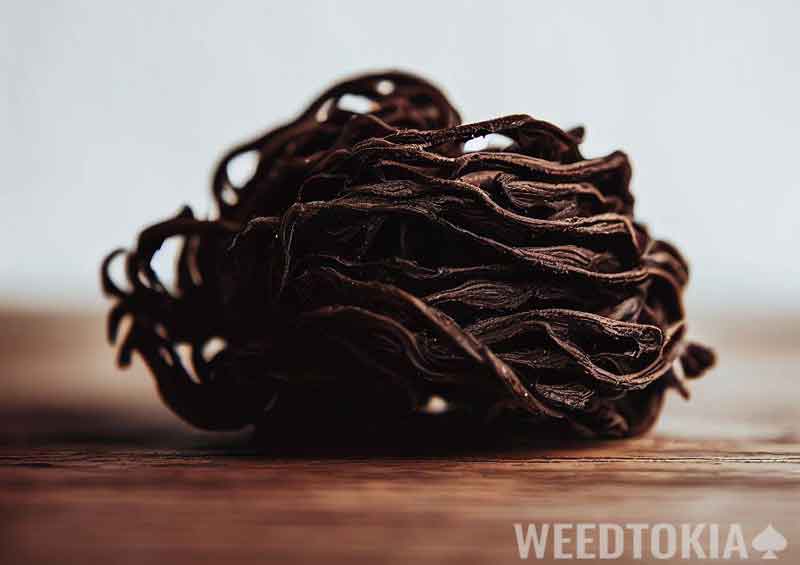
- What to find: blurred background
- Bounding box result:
[3,6,799,565]
[3,0,800,313]
[1,0,798,441]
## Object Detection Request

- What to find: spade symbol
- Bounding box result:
[752,524,787,559]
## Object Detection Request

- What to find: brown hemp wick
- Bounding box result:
[101,71,715,441]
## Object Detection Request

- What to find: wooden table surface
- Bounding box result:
[1,310,798,564]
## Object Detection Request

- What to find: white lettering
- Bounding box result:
[553,523,572,559]
[723,525,749,559]
[599,524,624,559]
[626,523,648,559]
[513,523,549,559]
[576,524,596,559]
[650,523,677,559]
[681,523,706,559]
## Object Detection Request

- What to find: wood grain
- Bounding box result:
[1,311,798,564]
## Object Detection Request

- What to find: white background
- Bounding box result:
[2,0,798,314]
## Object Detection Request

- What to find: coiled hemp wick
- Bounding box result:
[102,71,714,441]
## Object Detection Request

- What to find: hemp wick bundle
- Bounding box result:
[102,71,715,441]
